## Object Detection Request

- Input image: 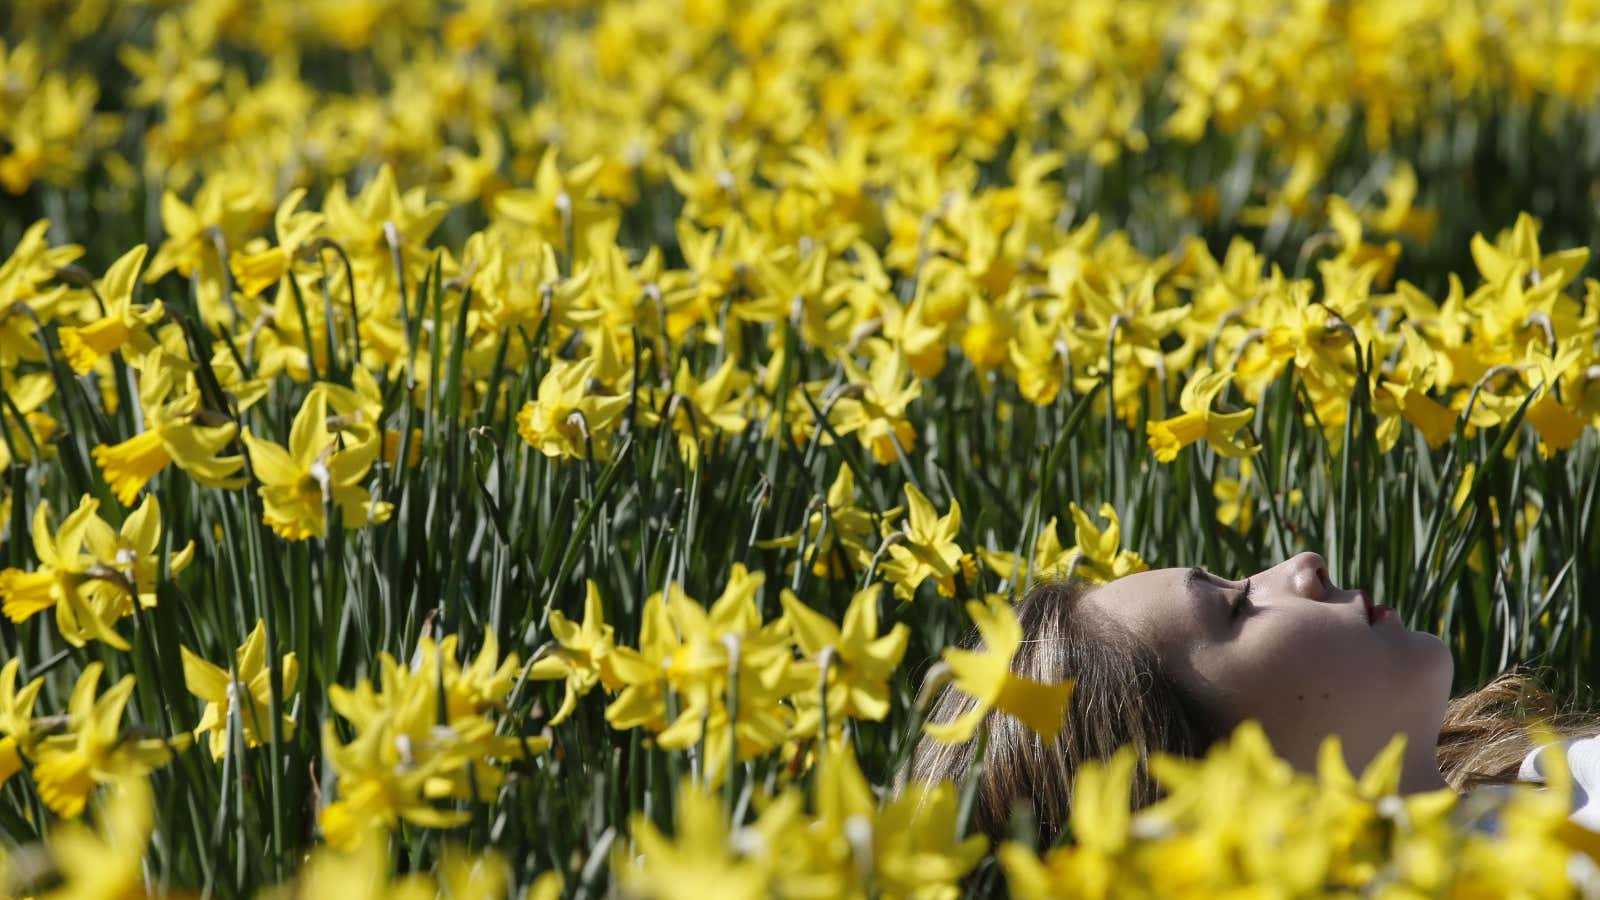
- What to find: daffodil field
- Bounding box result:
[5,0,1600,896]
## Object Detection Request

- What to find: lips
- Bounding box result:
[1359,590,1398,625]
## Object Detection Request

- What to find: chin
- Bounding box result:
[1406,631,1455,698]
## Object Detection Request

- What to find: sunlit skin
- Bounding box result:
[1082,551,1455,794]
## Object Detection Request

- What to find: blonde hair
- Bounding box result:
[897,576,1600,846]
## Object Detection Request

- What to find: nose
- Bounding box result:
[1283,551,1333,599]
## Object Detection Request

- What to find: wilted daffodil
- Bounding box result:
[29,662,187,818]
[923,596,1074,745]
[240,382,394,540]
[1147,365,1263,463]
[181,618,299,759]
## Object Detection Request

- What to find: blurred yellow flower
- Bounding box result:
[30,663,185,818]
[57,244,164,375]
[923,596,1074,745]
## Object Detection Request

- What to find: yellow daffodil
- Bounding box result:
[0,659,44,793]
[1,496,131,649]
[979,514,1076,587]
[527,579,622,725]
[753,463,903,581]
[82,493,194,617]
[923,596,1074,745]
[614,778,767,900]
[780,583,908,736]
[256,835,437,900]
[1064,502,1149,584]
[1470,212,1589,295]
[493,147,615,262]
[603,589,681,736]
[32,776,155,899]
[0,370,58,472]
[1146,365,1262,462]
[319,631,545,850]
[229,187,326,299]
[29,662,186,818]
[832,341,924,465]
[181,618,299,759]
[650,565,808,788]
[91,346,248,505]
[515,355,631,461]
[239,382,393,541]
[636,357,751,469]
[58,244,164,375]
[879,481,971,601]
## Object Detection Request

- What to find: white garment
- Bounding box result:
[1518,735,1600,833]
[1461,735,1600,895]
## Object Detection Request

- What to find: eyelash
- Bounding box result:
[1232,579,1254,619]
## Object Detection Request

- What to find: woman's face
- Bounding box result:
[1081,551,1454,778]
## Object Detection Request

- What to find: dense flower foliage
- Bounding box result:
[2,0,1599,896]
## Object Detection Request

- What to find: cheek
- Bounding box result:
[1208,617,1451,737]
[1197,619,1386,722]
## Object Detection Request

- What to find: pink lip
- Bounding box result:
[1359,589,1374,624]
[1358,589,1397,625]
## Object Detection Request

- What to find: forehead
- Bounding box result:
[1083,566,1213,649]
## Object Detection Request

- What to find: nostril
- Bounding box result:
[1311,564,1332,597]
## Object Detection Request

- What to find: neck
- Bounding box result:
[1399,742,1450,794]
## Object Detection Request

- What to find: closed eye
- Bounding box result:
[1231,578,1254,620]
[1185,567,1252,626]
